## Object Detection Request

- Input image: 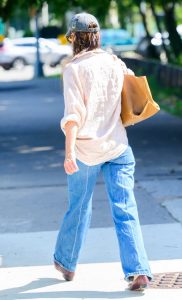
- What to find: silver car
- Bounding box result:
[0,37,72,70]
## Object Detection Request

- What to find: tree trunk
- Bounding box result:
[137,1,151,39]
[117,2,127,29]
[150,0,172,62]
[162,1,182,59]
[136,0,160,59]
[117,12,127,29]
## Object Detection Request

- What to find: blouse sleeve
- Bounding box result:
[119,59,134,75]
[60,64,86,133]
[112,54,134,75]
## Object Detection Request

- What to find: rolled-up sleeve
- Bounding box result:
[60,64,86,133]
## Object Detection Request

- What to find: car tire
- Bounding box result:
[2,65,12,70]
[13,57,26,70]
[50,54,67,67]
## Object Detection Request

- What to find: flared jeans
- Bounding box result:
[54,146,152,281]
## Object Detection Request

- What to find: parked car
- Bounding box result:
[135,32,170,59]
[100,29,138,53]
[136,28,182,59]
[0,37,72,70]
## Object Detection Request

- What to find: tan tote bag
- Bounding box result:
[121,75,160,127]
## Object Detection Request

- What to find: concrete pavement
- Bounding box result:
[0,65,61,82]
[0,79,181,232]
[1,261,182,300]
[0,225,182,299]
[0,77,182,298]
[1,224,182,268]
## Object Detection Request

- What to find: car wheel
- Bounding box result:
[2,65,11,70]
[50,54,67,67]
[13,58,26,70]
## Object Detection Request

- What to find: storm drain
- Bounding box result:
[150,272,182,289]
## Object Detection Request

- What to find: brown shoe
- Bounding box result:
[128,275,149,291]
[54,261,75,281]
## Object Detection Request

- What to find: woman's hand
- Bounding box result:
[64,152,79,175]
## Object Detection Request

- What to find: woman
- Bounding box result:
[54,12,152,291]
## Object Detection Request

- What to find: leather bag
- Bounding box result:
[121,75,160,127]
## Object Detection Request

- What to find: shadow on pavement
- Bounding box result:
[0,277,143,299]
[0,83,36,92]
[0,278,63,300]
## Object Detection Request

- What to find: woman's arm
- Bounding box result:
[61,64,86,174]
[64,121,79,175]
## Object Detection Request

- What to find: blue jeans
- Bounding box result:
[54,146,152,281]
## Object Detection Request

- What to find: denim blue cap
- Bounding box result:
[66,13,100,39]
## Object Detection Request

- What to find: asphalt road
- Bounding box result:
[0,78,181,233]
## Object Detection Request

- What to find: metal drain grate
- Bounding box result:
[150,272,182,289]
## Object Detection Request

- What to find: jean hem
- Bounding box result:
[53,255,75,272]
[125,271,153,282]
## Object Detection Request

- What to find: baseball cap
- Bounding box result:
[66,13,100,40]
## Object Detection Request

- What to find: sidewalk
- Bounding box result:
[0,65,60,82]
[0,224,182,299]
[0,77,182,299]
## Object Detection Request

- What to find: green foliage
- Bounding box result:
[0,0,45,20]
[148,75,182,117]
[77,0,111,26]
[23,29,34,37]
[0,0,17,20]
[116,0,135,29]
[47,0,112,27]
[1,0,182,65]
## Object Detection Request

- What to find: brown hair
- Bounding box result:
[72,23,100,56]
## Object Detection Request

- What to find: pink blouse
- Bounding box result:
[61,48,133,165]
